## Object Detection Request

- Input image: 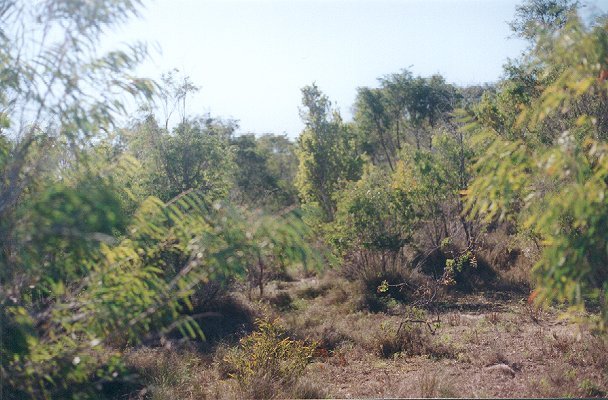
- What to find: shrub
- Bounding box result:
[352,265,429,312]
[375,323,429,358]
[267,291,295,311]
[373,319,454,359]
[440,247,478,287]
[224,319,316,398]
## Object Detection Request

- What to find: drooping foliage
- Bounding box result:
[0,1,321,398]
[466,12,608,324]
[2,187,320,397]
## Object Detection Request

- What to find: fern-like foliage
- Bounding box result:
[1,189,321,398]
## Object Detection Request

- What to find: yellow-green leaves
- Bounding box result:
[466,10,608,327]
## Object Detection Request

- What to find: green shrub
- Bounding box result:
[224,319,316,397]
[330,166,414,257]
[466,15,608,327]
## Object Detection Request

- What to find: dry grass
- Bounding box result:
[117,267,608,399]
[416,370,459,398]
[124,347,222,400]
[372,321,455,360]
[290,378,329,399]
[296,279,334,300]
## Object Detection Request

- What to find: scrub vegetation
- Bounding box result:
[1,0,608,398]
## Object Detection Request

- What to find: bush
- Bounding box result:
[375,323,428,358]
[373,319,455,360]
[329,166,414,258]
[224,319,316,398]
[346,260,428,312]
[267,291,295,311]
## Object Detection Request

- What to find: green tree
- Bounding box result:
[354,71,459,167]
[295,83,363,222]
[156,117,236,201]
[354,87,396,170]
[467,13,608,326]
[231,133,298,210]
[257,133,299,207]
[122,115,236,202]
[509,0,580,41]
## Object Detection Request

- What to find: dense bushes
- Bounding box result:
[466,14,608,325]
[2,0,608,397]
[293,5,608,328]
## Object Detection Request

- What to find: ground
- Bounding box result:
[124,270,608,399]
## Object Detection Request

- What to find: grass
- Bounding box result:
[115,268,608,399]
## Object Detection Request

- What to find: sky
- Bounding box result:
[104,0,608,137]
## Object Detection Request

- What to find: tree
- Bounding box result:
[0,0,159,396]
[354,71,459,165]
[509,0,580,42]
[232,134,278,206]
[407,74,459,149]
[151,69,201,130]
[257,133,299,207]
[467,14,608,327]
[156,117,236,201]
[232,133,298,210]
[379,69,415,152]
[295,84,363,222]
[354,87,396,170]
[122,115,237,202]
[0,0,153,221]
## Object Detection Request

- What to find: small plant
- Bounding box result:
[579,378,606,397]
[375,322,425,359]
[441,249,478,287]
[224,319,316,397]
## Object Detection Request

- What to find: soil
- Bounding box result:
[125,271,608,399]
[266,274,608,398]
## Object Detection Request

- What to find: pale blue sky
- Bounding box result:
[106,0,607,136]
